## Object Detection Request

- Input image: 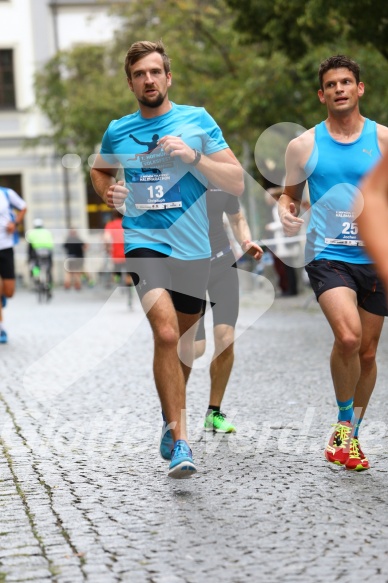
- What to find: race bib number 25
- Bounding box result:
[324,210,364,247]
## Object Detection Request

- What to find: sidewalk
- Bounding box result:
[1,285,388,582]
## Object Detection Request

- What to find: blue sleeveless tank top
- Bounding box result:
[304,118,381,263]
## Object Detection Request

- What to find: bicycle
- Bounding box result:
[32,249,52,303]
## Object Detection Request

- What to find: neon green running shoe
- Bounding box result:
[204,410,236,433]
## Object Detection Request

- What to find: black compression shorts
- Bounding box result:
[196,250,239,341]
[125,248,210,315]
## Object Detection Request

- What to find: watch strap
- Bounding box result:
[190,149,201,166]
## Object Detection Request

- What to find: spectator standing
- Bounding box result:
[63,229,86,291]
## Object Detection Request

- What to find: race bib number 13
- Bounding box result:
[132,172,182,210]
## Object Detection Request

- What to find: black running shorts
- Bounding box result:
[0,247,15,280]
[125,248,210,315]
[305,259,388,316]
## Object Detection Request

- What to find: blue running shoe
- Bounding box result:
[1,295,6,308]
[168,440,197,479]
[0,330,8,344]
[160,421,174,460]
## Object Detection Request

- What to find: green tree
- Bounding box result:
[34,0,313,164]
[34,0,388,165]
[33,0,388,234]
[34,43,129,172]
[225,0,388,61]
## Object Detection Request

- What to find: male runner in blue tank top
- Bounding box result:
[90,41,244,479]
[278,55,388,471]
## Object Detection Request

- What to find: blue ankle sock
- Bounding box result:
[353,418,363,438]
[337,397,354,422]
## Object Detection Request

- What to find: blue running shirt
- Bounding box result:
[100,103,229,259]
[305,118,381,264]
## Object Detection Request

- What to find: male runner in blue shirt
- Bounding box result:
[278,55,388,471]
[90,40,243,478]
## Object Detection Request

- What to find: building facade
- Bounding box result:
[0,0,124,280]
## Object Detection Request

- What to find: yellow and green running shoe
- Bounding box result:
[204,410,236,433]
[345,438,370,471]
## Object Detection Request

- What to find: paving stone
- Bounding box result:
[1,287,388,581]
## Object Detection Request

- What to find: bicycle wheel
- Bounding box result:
[37,280,44,303]
[38,265,50,303]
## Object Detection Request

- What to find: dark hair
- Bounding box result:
[124,40,171,79]
[318,55,360,90]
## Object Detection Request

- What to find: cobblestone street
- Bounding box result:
[1,281,388,582]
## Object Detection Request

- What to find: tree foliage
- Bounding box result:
[34,0,316,170]
[34,43,128,171]
[225,0,388,61]
[33,0,388,183]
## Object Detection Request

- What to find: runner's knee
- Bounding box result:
[194,339,206,359]
[359,347,378,369]
[154,324,180,348]
[214,326,235,354]
[335,332,361,356]
[2,283,15,298]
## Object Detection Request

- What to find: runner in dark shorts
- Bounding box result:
[125,248,210,315]
[90,41,244,478]
[0,185,27,344]
[0,247,15,280]
[279,54,388,471]
[194,188,263,434]
[306,260,388,316]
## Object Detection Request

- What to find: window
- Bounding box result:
[0,49,16,109]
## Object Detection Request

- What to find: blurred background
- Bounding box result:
[1,0,387,287]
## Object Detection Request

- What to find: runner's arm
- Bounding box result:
[376,124,388,155]
[7,207,26,234]
[278,138,307,236]
[358,152,388,289]
[158,136,244,196]
[90,154,128,209]
[227,210,263,260]
[193,148,244,197]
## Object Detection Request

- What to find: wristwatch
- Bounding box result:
[189,149,202,166]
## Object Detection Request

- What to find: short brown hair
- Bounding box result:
[318,55,360,90]
[124,40,171,79]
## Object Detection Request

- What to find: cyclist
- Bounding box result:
[28,218,54,296]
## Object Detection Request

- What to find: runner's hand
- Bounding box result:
[279,202,304,236]
[6,221,16,234]
[158,136,197,164]
[241,240,264,261]
[105,180,128,210]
